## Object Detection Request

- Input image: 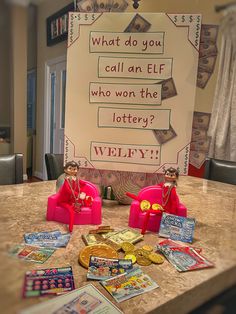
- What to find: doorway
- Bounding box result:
[43,55,66,180]
[27,69,36,178]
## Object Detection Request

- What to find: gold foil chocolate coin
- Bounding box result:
[148,253,165,264]
[152,203,163,211]
[124,253,136,264]
[140,200,151,211]
[78,244,118,268]
[136,256,152,266]
[121,242,135,252]
[134,248,149,258]
[142,245,153,252]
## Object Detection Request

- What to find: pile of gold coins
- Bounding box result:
[121,242,165,266]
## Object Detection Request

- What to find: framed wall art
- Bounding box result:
[46,2,74,46]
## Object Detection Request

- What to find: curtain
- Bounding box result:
[208,10,236,161]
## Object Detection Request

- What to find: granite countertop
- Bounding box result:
[0,176,236,314]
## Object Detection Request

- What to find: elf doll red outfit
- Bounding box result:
[57,161,92,232]
[159,167,180,215]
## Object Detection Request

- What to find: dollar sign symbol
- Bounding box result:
[91,14,95,20]
[174,15,177,23]
[84,161,88,167]
[65,140,68,160]
[181,15,185,22]
[197,15,200,22]
[189,15,193,23]
[85,14,88,21]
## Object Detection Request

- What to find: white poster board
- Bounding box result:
[65,13,201,175]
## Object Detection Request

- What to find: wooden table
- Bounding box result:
[0,176,236,314]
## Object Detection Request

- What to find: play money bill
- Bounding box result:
[200,24,219,43]
[192,112,211,130]
[191,128,207,141]
[157,78,177,100]
[110,0,128,12]
[153,124,177,145]
[124,13,151,32]
[77,0,95,12]
[190,138,210,152]
[189,150,206,169]
[197,69,212,89]
[199,41,217,58]
[94,0,112,12]
[198,55,217,73]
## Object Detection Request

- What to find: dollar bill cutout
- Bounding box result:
[192,111,211,130]
[198,55,217,73]
[199,41,217,58]
[197,24,218,88]
[200,24,219,43]
[153,124,177,144]
[124,13,151,32]
[191,128,207,141]
[110,0,128,12]
[197,69,212,89]
[82,233,100,246]
[190,138,210,152]
[189,150,206,169]
[77,0,95,12]
[106,228,143,245]
[94,234,121,251]
[94,0,112,12]
[156,78,177,100]
[82,233,121,251]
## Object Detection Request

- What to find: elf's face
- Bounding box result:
[65,166,78,177]
[164,171,177,182]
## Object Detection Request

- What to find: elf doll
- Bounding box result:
[159,167,180,215]
[57,161,93,232]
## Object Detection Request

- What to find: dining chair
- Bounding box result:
[204,157,236,185]
[0,153,23,185]
[45,153,64,180]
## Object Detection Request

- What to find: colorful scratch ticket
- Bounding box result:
[159,213,196,243]
[22,266,75,298]
[9,244,55,263]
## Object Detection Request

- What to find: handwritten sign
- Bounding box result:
[90,83,162,105]
[65,13,201,174]
[98,107,170,130]
[90,32,164,54]
[90,142,160,165]
[98,57,173,80]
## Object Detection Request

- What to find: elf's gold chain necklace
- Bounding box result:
[162,183,175,207]
[66,176,80,206]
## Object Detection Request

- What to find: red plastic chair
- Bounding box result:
[47,180,102,226]
[128,185,187,233]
